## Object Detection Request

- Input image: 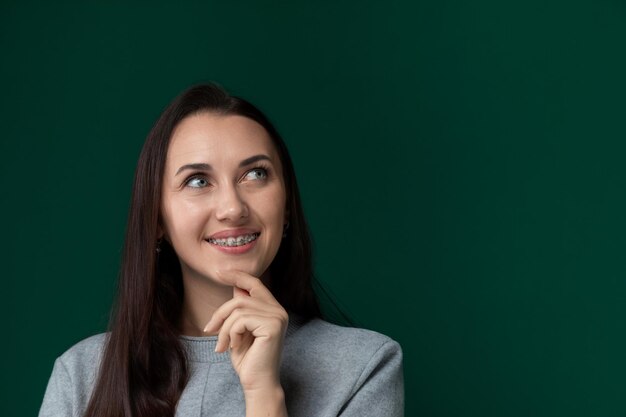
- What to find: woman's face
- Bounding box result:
[160,112,287,286]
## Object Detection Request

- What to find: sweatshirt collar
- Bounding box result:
[180,313,306,363]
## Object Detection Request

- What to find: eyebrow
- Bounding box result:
[175,154,272,176]
[175,163,211,176]
[239,154,271,167]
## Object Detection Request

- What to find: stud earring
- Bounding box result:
[156,238,162,253]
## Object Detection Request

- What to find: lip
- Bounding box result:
[205,228,260,255]
[206,238,258,254]
[207,228,260,239]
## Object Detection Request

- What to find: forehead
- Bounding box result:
[165,113,279,170]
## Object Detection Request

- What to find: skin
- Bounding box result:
[159,112,289,416]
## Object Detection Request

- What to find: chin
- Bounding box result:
[209,260,267,279]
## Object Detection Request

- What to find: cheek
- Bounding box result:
[264,200,287,254]
[259,189,286,228]
[162,198,209,238]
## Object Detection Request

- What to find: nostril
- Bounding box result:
[214,191,249,220]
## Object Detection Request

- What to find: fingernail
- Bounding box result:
[203,321,213,332]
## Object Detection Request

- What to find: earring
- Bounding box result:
[282,222,290,238]
[156,238,162,253]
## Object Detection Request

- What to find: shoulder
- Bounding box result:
[55,333,109,382]
[58,333,108,363]
[284,315,403,376]
[39,333,109,417]
[281,317,404,416]
[288,317,401,357]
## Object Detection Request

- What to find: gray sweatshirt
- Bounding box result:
[39,315,404,416]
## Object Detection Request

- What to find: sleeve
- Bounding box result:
[38,358,76,417]
[338,340,405,417]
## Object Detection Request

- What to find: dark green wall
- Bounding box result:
[2,1,626,416]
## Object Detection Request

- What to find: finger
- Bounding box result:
[229,323,246,351]
[216,270,276,303]
[230,318,254,350]
[214,309,240,352]
[215,309,276,352]
[203,296,277,333]
[229,319,258,352]
[233,286,250,299]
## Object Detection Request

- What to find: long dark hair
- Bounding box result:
[84,84,322,417]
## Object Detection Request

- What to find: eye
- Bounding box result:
[244,167,268,181]
[185,176,209,188]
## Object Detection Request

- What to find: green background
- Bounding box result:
[2,1,626,416]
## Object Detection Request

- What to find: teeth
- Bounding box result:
[208,233,259,247]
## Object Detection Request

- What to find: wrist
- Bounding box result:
[244,383,287,417]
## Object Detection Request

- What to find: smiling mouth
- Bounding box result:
[206,233,260,247]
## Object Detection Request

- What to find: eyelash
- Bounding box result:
[183,165,271,189]
[184,175,209,189]
[245,165,270,181]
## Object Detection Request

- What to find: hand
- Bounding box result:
[203,270,289,392]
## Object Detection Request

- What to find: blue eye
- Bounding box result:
[186,176,209,188]
[245,168,268,181]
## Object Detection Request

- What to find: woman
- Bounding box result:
[39,84,404,417]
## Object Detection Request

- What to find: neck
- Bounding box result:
[178,269,233,337]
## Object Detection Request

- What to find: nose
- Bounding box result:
[215,184,249,222]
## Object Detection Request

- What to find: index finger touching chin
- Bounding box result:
[216,269,274,300]
[233,286,251,298]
